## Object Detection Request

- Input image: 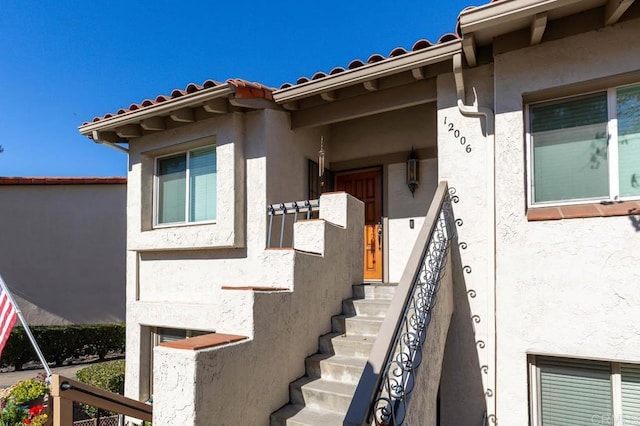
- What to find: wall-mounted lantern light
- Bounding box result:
[406,148,419,197]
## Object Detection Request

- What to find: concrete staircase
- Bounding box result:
[271,283,397,426]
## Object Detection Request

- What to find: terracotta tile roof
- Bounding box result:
[86,79,274,125]
[278,0,507,91]
[227,78,274,101]
[278,33,461,90]
[84,0,504,127]
[0,177,127,185]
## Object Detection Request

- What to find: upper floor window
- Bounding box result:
[155,145,217,226]
[528,83,640,206]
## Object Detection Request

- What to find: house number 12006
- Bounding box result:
[444,117,472,153]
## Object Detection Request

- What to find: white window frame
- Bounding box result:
[153,144,217,228]
[152,327,210,345]
[526,83,640,208]
[529,355,636,426]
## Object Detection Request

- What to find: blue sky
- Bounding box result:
[0,0,485,177]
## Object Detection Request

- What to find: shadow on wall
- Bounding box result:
[629,215,640,231]
[438,242,488,425]
[140,248,247,262]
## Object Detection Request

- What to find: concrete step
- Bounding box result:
[318,332,375,359]
[342,298,391,317]
[272,283,396,425]
[332,314,384,336]
[305,353,366,384]
[290,377,357,414]
[352,283,397,300]
[270,404,345,426]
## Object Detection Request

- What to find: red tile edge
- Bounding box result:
[87,79,275,124]
[0,177,126,185]
[527,201,640,221]
[158,333,247,351]
[221,286,289,291]
[526,207,562,221]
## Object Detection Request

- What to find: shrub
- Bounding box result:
[76,360,125,395]
[0,401,28,425]
[7,379,48,405]
[0,327,35,371]
[0,323,125,370]
[83,324,126,360]
[76,360,125,419]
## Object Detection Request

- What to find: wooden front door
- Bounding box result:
[336,169,382,281]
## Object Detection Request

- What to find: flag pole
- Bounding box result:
[0,274,52,378]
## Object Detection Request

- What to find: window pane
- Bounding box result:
[158,154,186,224]
[157,327,187,343]
[538,358,612,426]
[622,364,640,425]
[531,94,609,203]
[617,84,640,198]
[189,147,216,222]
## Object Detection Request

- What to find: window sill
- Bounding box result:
[527,200,640,221]
[152,219,217,230]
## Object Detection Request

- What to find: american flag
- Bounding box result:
[0,285,17,357]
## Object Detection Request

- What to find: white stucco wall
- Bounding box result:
[437,63,494,425]
[123,108,345,404]
[265,109,328,205]
[328,103,437,162]
[491,18,640,425]
[387,158,439,282]
[0,182,126,325]
[152,193,364,425]
[125,112,252,401]
[433,16,640,426]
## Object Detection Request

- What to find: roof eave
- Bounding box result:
[460,0,585,34]
[78,84,235,136]
[458,0,633,43]
[273,40,462,104]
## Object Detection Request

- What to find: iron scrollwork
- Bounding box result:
[369,191,455,425]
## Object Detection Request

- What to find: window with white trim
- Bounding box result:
[529,356,640,425]
[155,145,217,225]
[528,83,640,206]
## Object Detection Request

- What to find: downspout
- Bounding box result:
[91,131,130,154]
[453,52,497,425]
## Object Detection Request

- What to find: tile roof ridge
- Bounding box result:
[278,33,461,90]
[84,77,276,125]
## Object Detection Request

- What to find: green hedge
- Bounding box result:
[76,359,125,395]
[0,323,125,370]
[76,359,126,419]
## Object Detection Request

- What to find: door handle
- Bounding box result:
[377,220,383,248]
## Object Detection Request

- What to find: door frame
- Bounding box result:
[334,166,386,282]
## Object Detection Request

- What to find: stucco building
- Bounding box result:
[79,0,640,424]
[0,177,126,325]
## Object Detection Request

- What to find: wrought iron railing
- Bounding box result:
[345,181,455,426]
[267,199,320,248]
